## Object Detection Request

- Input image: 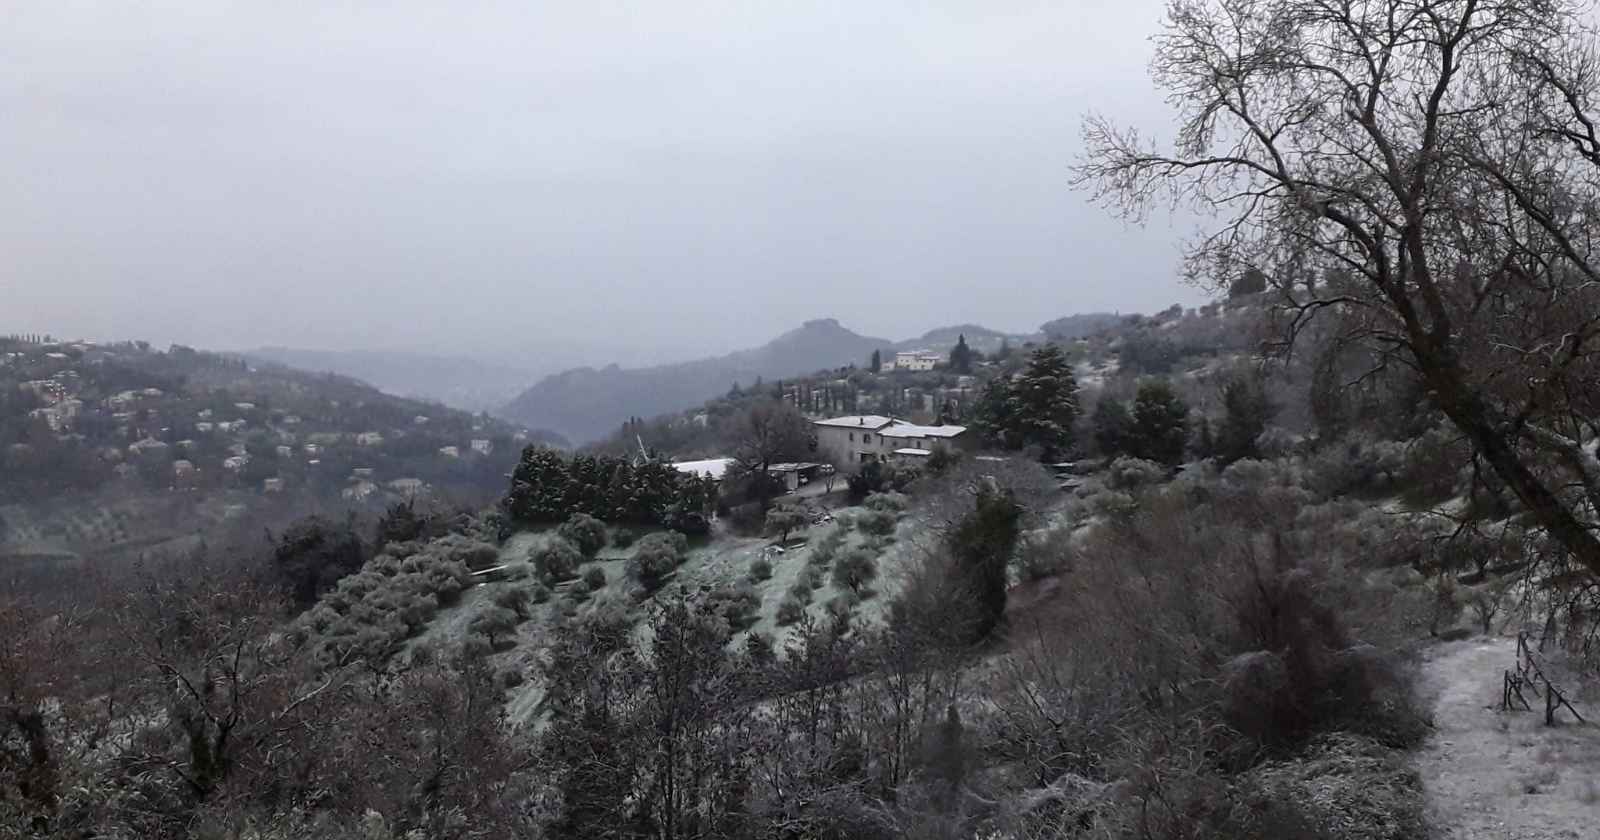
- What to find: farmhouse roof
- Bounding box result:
[670,457,737,480]
[878,422,966,439]
[813,415,894,429]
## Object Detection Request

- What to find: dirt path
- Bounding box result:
[1415,637,1600,839]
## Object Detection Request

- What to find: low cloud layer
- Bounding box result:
[2,1,1200,364]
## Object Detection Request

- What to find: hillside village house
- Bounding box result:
[389,477,426,495]
[22,380,66,405]
[356,431,384,447]
[471,438,493,455]
[888,350,942,372]
[342,481,378,502]
[439,445,461,458]
[812,415,970,465]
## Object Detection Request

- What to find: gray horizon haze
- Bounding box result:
[2,1,1202,371]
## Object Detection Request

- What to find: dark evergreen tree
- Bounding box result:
[1091,396,1132,457]
[972,376,1021,450]
[1215,375,1276,465]
[1127,379,1190,467]
[869,349,882,372]
[272,515,367,609]
[948,334,974,374]
[946,477,1022,640]
[1011,345,1079,461]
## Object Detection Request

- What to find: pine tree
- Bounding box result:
[948,334,974,374]
[1091,396,1131,457]
[1127,379,1189,467]
[1215,375,1275,465]
[1010,345,1079,461]
[870,349,882,372]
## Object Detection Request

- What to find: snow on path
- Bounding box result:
[1416,638,1600,839]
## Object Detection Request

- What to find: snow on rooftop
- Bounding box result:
[893,448,932,456]
[813,415,895,429]
[879,422,967,438]
[767,462,822,472]
[671,457,737,480]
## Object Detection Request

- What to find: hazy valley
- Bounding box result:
[10,1,1600,838]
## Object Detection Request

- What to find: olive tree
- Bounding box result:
[1077,0,1600,576]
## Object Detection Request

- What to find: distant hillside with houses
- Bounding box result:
[499,318,1049,445]
[0,335,550,564]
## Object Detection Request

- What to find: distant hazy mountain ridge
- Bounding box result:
[247,347,538,413]
[500,319,899,444]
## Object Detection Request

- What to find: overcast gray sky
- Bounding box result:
[1,1,1199,367]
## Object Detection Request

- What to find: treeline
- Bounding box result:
[503,447,717,532]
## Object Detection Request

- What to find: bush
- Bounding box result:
[460,634,493,659]
[727,502,767,536]
[707,584,761,630]
[831,549,878,597]
[1106,456,1167,490]
[583,566,607,590]
[1017,526,1074,581]
[529,583,552,604]
[558,513,609,558]
[530,537,583,582]
[788,578,815,602]
[765,504,808,542]
[1399,426,1468,506]
[613,528,638,548]
[493,585,530,619]
[863,492,909,513]
[748,558,773,583]
[847,460,909,502]
[856,510,897,537]
[499,667,526,689]
[568,579,592,603]
[629,531,688,590]
[468,605,521,648]
[809,527,846,567]
[433,534,502,571]
[825,592,858,633]
[776,597,805,626]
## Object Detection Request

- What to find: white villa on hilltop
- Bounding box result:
[812,415,969,465]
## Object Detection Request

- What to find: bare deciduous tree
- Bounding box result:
[730,399,815,507]
[1076,0,1600,575]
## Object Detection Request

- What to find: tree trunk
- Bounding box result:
[1425,360,1600,578]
